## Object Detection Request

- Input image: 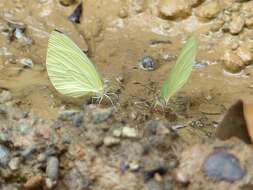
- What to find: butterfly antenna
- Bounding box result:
[105,92,119,100]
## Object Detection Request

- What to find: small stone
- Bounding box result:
[0,145,10,167]
[45,178,56,189]
[203,150,245,182]
[210,19,224,32]
[46,156,59,181]
[222,51,245,73]
[64,168,91,190]
[0,90,12,103]
[228,15,245,35]
[37,153,47,163]
[139,56,156,71]
[8,157,20,170]
[158,0,192,19]
[118,8,128,18]
[103,136,120,147]
[58,109,79,121]
[130,0,146,14]
[122,126,138,138]
[21,146,36,160]
[72,113,84,127]
[129,161,140,171]
[92,107,113,124]
[236,47,253,66]
[24,175,44,190]
[19,123,31,135]
[112,129,122,137]
[245,17,253,29]
[19,58,33,68]
[195,0,220,19]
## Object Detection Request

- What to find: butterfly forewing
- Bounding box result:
[46,31,104,98]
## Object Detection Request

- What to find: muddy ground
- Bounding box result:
[1,0,253,189]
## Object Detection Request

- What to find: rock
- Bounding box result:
[103,136,120,147]
[143,160,168,180]
[129,0,146,14]
[237,47,253,66]
[19,58,33,68]
[203,150,245,182]
[21,146,36,160]
[245,17,253,29]
[228,15,245,35]
[45,178,56,189]
[139,56,156,71]
[59,0,76,6]
[0,91,12,103]
[158,0,192,19]
[147,180,172,190]
[129,160,140,171]
[122,126,138,138]
[0,145,10,167]
[92,107,113,124]
[58,109,79,121]
[118,8,128,18]
[64,168,91,190]
[210,18,224,32]
[195,0,221,19]
[8,157,20,170]
[222,51,245,73]
[24,175,44,190]
[145,120,169,136]
[46,156,59,181]
[72,112,84,127]
[112,129,122,137]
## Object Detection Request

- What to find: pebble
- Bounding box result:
[236,47,253,66]
[0,145,10,167]
[143,159,168,180]
[195,0,221,19]
[129,160,140,171]
[222,50,245,73]
[24,175,44,190]
[139,56,156,71]
[158,0,192,19]
[228,15,245,35]
[103,136,120,147]
[0,90,12,103]
[21,146,36,160]
[8,157,20,170]
[112,129,122,137]
[46,156,59,181]
[92,107,113,124]
[203,150,245,182]
[19,58,33,68]
[122,126,138,138]
[58,110,79,121]
[72,112,84,127]
[64,168,91,190]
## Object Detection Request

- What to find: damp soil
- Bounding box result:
[1,0,253,189]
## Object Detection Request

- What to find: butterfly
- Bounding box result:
[46,30,113,103]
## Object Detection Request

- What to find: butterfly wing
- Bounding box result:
[46,30,104,98]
